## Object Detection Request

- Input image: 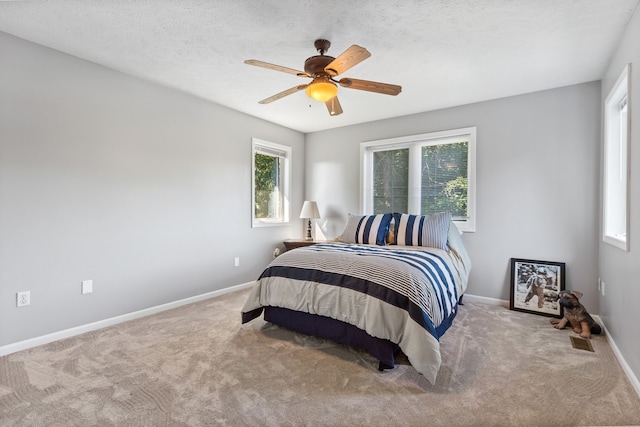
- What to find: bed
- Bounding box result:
[241,212,471,384]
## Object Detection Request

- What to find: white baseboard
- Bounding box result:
[0,281,255,357]
[462,293,509,308]
[594,315,640,399]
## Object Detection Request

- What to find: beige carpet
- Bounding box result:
[1,288,639,426]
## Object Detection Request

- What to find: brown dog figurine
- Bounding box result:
[550,290,602,339]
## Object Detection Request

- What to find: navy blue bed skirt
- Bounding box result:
[263,306,399,370]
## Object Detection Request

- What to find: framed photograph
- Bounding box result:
[510,258,565,317]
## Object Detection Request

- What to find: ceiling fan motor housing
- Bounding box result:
[304,49,338,103]
[304,55,335,76]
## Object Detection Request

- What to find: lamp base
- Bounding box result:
[305,219,313,241]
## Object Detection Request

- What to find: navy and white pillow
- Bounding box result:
[393,211,452,249]
[340,213,393,246]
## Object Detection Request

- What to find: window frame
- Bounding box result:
[251,138,291,228]
[360,127,477,232]
[603,64,631,251]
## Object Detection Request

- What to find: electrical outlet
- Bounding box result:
[82,280,93,294]
[17,291,30,307]
[601,281,606,296]
[273,247,280,259]
[234,257,240,267]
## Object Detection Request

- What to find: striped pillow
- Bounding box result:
[340,213,393,246]
[393,211,452,249]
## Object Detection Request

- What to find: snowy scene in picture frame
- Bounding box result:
[510,258,566,318]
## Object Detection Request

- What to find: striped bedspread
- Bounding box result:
[242,242,469,383]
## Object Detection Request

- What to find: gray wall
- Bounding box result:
[599,5,640,387]
[305,82,601,310]
[0,32,304,346]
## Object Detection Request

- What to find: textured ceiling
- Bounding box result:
[0,0,638,133]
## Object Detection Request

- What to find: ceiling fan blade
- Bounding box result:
[324,45,371,76]
[338,78,402,96]
[244,59,310,77]
[325,97,343,116]
[258,85,308,104]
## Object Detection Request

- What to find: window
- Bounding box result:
[603,64,631,250]
[252,138,291,227]
[361,127,476,232]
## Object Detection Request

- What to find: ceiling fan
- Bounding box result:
[244,39,402,116]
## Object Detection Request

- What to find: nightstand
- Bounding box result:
[283,239,328,251]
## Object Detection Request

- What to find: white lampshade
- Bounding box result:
[299,201,320,219]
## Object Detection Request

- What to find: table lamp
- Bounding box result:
[299,201,320,241]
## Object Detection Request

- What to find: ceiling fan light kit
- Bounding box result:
[245,39,401,116]
[305,76,338,102]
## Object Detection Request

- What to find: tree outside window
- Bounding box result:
[252,139,291,227]
[421,142,468,219]
[362,127,476,232]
